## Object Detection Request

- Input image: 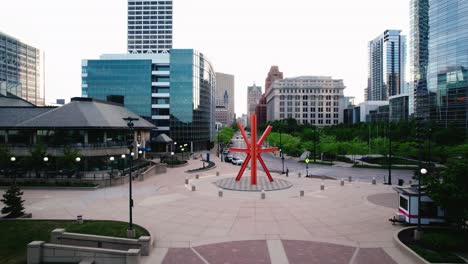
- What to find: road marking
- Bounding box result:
[191,247,210,264]
[267,239,290,264]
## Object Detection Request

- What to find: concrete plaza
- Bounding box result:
[16,156,416,263]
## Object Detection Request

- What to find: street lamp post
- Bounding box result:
[10,157,16,183]
[415,167,427,240]
[123,116,139,238]
[387,120,392,185]
[217,126,220,157]
[171,152,174,165]
[75,157,81,179]
[43,157,49,179]
[314,126,317,163]
[121,154,126,176]
[279,128,285,174]
[109,156,115,186]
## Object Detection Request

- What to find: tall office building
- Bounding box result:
[266,76,346,126]
[247,84,262,127]
[82,49,216,151]
[0,31,43,106]
[256,66,284,126]
[215,72,235,125]
[410,0,468,129]
[127,0,173,54]
[367,30,406,101]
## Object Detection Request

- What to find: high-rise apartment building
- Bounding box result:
[411,0,468,129]
[0,31,43,106]
[127,0,173,54]
[266,76,346,126]
[82,49,216,151]
[215,72,235,125]
[247,84,262,127]
[367,30,406,101]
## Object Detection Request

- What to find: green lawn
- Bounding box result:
[0,219,149,264]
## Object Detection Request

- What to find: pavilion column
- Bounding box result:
[32,131,37,145]
[103,131,107,144]
[4,130,8,144]
[84,132,89,144]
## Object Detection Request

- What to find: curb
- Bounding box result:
[392,227,430,264]
[0,185,99,191]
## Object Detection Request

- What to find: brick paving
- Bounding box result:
[195,240,271,264]
[281,240,355,264]
[354,248,398,264]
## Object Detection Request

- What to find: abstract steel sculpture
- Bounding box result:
[229,114,278,185]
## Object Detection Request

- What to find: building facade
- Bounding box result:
[256,66,284,126]
[367,30,406,101]
[127,0,173,54]
[389,94,409,121]
[265,76,346,126]
[82,49,216,151]
[0,31,43,106]
[247,84,262,127]
[215,72,235,125]
[411,0,468,129]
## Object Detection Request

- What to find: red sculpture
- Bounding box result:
[229,114,278,185]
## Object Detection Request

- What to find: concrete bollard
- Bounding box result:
[185,177,189,185]
[348,176,352,182]
[261,190,266,199]
[372,177,376,185]
[218,188,223,197]
[298,173,301,178]
[320,181,325,190]
[77,215,83,224]
[195,174,199,179]
[340,178,344,186]
[216,171,220,176]
[191,184,196,191]
[300,188,304,197]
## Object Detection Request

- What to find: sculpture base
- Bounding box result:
[215,177,292,192]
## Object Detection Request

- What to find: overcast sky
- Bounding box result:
[1,0,409,116]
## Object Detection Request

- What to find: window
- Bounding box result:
[280,101,285,106]
[280,107,285,112]
[303,107,308,112]
[303,113,308,118]
[400,196,408,211]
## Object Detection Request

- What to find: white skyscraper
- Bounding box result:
[127,0,173,54]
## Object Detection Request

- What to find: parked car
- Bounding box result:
[222,149,229,155]
[231,157,244,165]
[225,154,234,162]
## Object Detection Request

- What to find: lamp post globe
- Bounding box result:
[75,157,81,162]
[420,168,427,175]
[110,156,115,161]
[43,157,48,162]
[10,157,16,162]
[138,150,142,154]
[121,154,126,159]
[130,152,135,157]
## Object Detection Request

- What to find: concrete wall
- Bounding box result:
[27,241,141,264]
[51,229,151,256]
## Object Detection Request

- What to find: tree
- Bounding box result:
[26,144,47,177]
[0,145,11,176]
[57,147,81,171]
[424,160,468,228]
[1,183,25,218]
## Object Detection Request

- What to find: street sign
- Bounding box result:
[305,158,310,164]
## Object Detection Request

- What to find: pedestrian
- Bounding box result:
[286,168,289,177]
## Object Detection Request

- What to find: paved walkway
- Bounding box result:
[17,157,416,263]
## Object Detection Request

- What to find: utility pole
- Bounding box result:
[123,116,139,238]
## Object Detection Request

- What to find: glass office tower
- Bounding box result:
[0,31,43,106]
[169,49,216,150]
[411,0,468,129]
[82,49,215,151]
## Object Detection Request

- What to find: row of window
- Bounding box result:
[128,1,172,5]
[128,11,172,15]
[277,89,342,94]
[129,6,172,10]
[279,107,340,113]
[128,16,172,19]
[277,115,339,125]
[128,31,172,35]
[128,40,172,44]
[280,101,339,106]
[279,95,340,100]
[128,45,172,49]
[128,20,172,25]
